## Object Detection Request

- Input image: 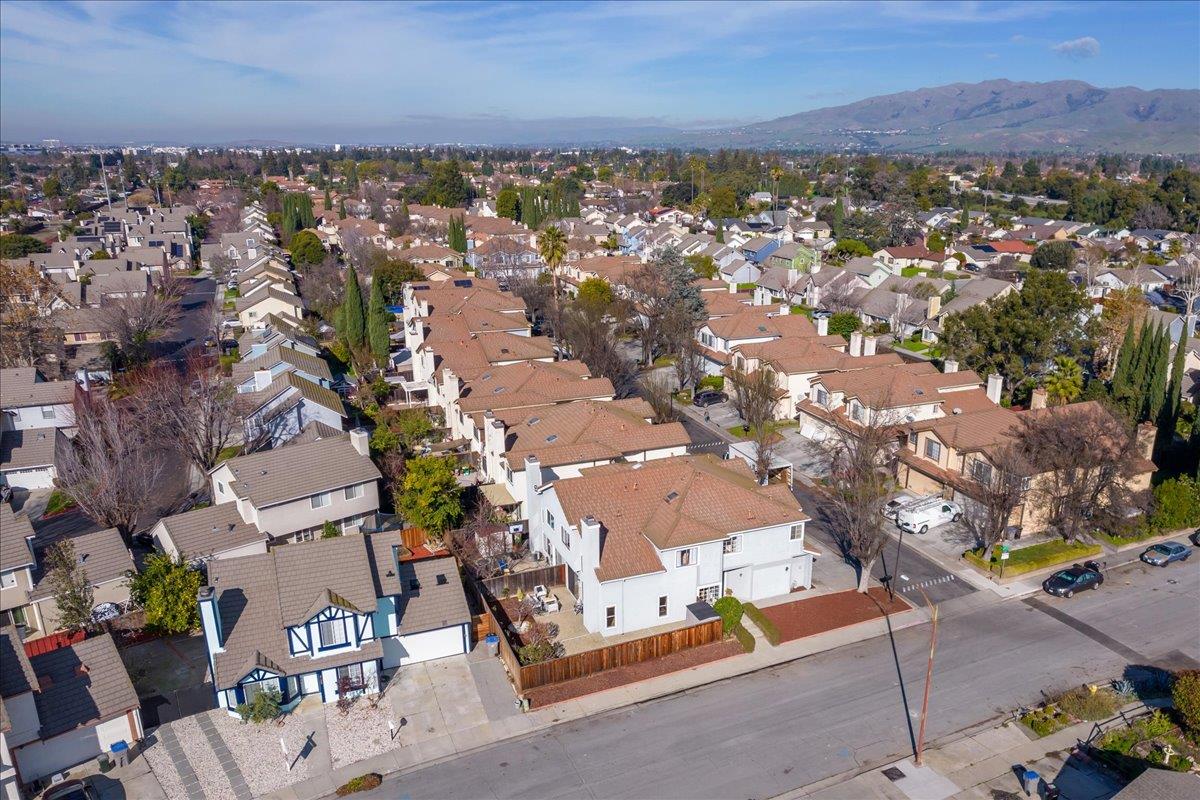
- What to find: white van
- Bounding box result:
[896,497,962,534]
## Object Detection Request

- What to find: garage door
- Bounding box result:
[382,626,466,669]
[751,563,791,600]
[16,725,105,782]
[1,467,54,490]
[723,567,752,600]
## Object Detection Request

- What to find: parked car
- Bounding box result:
[693,390,727,407]
[1042,561,1104,598]
[896,497,962,534]
[1139,541,1191,567]
[1190,529,1200,547]
[41,781,96,800]
[881,492,921,520]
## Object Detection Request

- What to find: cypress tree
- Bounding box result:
[1157,323,1189,459]
[449,214,467,253]
[1120,322,1153,419]
[715,221,724,244]
[831,196,845,239]
[367,278,391,362]
[1110,320,1137,395]
[338,198,346,220]
[959,206,969,228]
[1144,324,1170,422]
[324,187,332,212]
[340,266,366,349]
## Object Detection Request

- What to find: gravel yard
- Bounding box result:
[141,732,187,799]
[324,694,398,769]
[210,707,328,796]
[173,715,238,800]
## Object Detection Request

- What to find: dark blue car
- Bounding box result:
[1139,541,1191,567]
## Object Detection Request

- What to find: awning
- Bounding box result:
[479,482,519,508]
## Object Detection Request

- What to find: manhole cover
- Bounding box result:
[881,767,906,782]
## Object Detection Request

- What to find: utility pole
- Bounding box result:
[99,157,112,208]
[912,583,939,767]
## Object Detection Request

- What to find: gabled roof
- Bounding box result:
[499,399,689,468]
[30,633,140,739]
[0,368,76,408]
[456,360,614,414]
[232,345,333,384]
[0,504,36,573]
[155,502,268,560]
[1,428,64,472]
[219,436,380,509]
[30,528,133,601]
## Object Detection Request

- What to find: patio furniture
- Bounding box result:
[543,596,561,613]
[533,584,548,600]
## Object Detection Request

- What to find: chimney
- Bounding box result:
[1029,387,1048,410]
[862,335,877,357]
[581,515,603,575]
[198,585,224,653]
[349,427,369,456]
[484,413,505,470]
[926,294,941,320]
[849,331,864,358]
[442,369,460,404]
[525,454,542,488]
[943,359,959,374]
[253,369,273,391]
[728,282,737,294]
[1136,422,1156,461]
[986,373,1003,405]
[816,316,829,336]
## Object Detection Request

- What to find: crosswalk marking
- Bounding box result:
[899,574,957,593]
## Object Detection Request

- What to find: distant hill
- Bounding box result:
[677,80,1200,154]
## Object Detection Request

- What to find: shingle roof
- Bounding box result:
[553,455,807,582]
[0,504,36,573]
[457,361,614,414]
[365,544,471,635]
[30,528,133,601]
[0,368,76,408]
[233,345,333,383]
[0,625,37,699]
[222,436,379,509]
[30,633,139,739]
[1,428,63,472]
[156,502,269,560]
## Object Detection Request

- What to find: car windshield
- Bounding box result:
[1053,571,1079,583]
[1150,545,1172,554]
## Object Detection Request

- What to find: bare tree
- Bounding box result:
[208,252,236,284]
[887,292,917,341]
[447,497,508,579]
[823,413,898,593]
[959,444,1026,562]
[727,365,782,483]
[639,372,678,423]
[1172,250,1200,334]
[134,354,241,474]
[627,261,672,366]
[562,297,639,397]
[296,254,343,319]
[97,285,182,364]
[57,393,167,545]
[1013,405,1145,543]
[1078,242,1109,291]
[661,306,703,391]
[0,260,63,369]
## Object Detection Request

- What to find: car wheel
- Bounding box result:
[952,513,962,522]
[1064,590,1073,598]
[1093,583,1100,590]
[919,525,929,534]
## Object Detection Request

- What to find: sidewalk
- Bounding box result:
[782,711,1128,800]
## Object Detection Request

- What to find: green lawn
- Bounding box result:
[900,266,923,277]
[726,420,798,441]
[899,338,930,353]
[736,282,757,292]
[224,287,240,299]
[215,445,241,465]
[652,354,676,367]
[964,539,1102,577]
[43,489,77,516]
[1094,529,1157,548]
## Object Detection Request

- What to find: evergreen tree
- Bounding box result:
[367,278,391,362]
[1144,324,1170,422]
[324,187,332,211]
[338,197,346,220]
[340,266,366,348]
[657,246,706,323]
[1110,320,1138,396]
[1157,323,1189,459]
[1117,322,1152,419]
[831,196,846,239]
[715,221,724,244]
[959,206,969,228]
[448,214,467,253]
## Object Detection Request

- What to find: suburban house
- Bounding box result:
[0,505,37,636]
[477,399,690,518]
[0,628,142,790]
[0,369,79,432]
[526,455,815,637]
[22,528,134,640]
[915,277,1017,342]
[0,428,67,492]
[237,370,347,447]
[150,431,380,558]
[237,314,322,359]
[695,305,817,375]
[235,286,305,327]
[197,535,470,714]
[231,345,334,394]
[873,245,957,271]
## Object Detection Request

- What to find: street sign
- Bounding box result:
[1000,552,1010,560]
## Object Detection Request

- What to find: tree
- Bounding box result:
[960,445,1025,563]
[367,277,392,362]
[128,553,202,634]
[830,196,845,239]
[58,394,166,545]
[1014,403,1144,543]
[726,366,781,484]
[1171,252,1200,335]
[339,265,366,348]
[823,412,896,593]
[684,253,716,280]
[447,214,468,253]
[706,186,738,219]
[0,260,63,368]
[496,187,520,220]
[338,197,346,220]
[561,295,640,398]
[288,229,325,266]
[1043,356,1083,406]
[98,285,183,366]
[1144,324,1171,423]
[373,259,422,305]
[1030,240,1075,271]
[831,239,871,262]
[1078,242,1109,290]
[136,356,241,473]
[828,311,862,339]
[45,540,94,633]
[424,160,472,207]
[1096,288,1147,378]
[1158,320,1190,457]
[0,233,51,259]
[321,520,340,539]
[1109,320,1139,397]
[397,455,463,535]
[577,277,613,309]
[640,373,678,423]
[537,225,567,336]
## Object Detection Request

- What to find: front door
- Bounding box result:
[723,566,752,599]
[567,567,579,601]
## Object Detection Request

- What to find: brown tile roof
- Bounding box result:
[707,307,817,341]
[0,368,77,408]
[31,633,139,738]
[422,316,554,378]
[818,363,982,410]
[221,436,380,509]
[0,504,36,572]
[456,361,614,414]
[411,285,526,318]
[703,292,757,319]
[500,399,690,468]
[155,502,269,560]
[30,528,134,601]
[734,337,900,375]
[1,428,65,472]
[553,455,808,582]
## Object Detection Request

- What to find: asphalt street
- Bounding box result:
[361,557,1199,800]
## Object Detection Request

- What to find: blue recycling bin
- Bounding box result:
[111,739,130,767]
[485,633,499,656]
[1022,769,1039,796]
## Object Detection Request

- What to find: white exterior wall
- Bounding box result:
[318,661,379,702]
[382,625,468,669]
[0,465,55,490]
[1,731,18,800]
[1,403,74,431]
[14,713,138,783]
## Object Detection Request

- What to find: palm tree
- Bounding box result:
[538,225,568,343]
[1044,356,1083,406]
[982,161,997,214]
[770,166,784,214]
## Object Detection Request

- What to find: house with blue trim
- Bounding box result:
[198,533,471,715]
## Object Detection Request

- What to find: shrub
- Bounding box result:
[235,687,282,724]
[517,640,558,665]
[1150,477,1200,532]
[964,539,1102,576]
[698,375,725,391]
[731,622,755,653]
[742,603,781,646]
[1056,686,1119,721]
[1172,669,1200,734]
[336,773,383,796]
[1020,705,1070,737]
[711,596,743,634]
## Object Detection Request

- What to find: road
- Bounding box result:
[361,558,1199,800]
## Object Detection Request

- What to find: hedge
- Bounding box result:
[964,539,1102,576]
[698,375,725,391]
[732,622,755,653]
[711,596,743,634]
[742,603,780,646]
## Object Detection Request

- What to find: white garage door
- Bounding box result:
[723,567,752,600]
[16,724,105,781]
[1,467,54,490]
[751,563,791,600]
[382,626,466,669]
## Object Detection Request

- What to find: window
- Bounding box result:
[722,536,741,554]
[505,465,513,483]
[1020,476,1032,492]
[605,606,616,628]
[815,388,829,406]
[545,510,556,529]
[790,524,804,540]
[697,585,720,604]
[658,596,668,617]
[293,529,316,543]
[908,431,918,447]
[850,402,864,423]
[924,440,942,461]
[344,483,364,501]
[561,526,570,547]
[318,618,348,649]
[310,491,332,510]
[971,460,993,484]
[216,482,225,496]
[0,571,16,589]
[677,548,694,567]
[336,663,364,690]
[41,407,56,420]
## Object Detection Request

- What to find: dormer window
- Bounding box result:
[318,618,347,649]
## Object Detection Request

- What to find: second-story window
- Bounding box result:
[561,526,570,547]
[318,618,347,649]
[790,524,804,540]
[908,431,918,447]
[971,460,993,484]
[344,483,364,501]
[723,536,741,554]
[546,510,556,530]
[815,388,829,406]
[311,491,332,510]
[677,548,695,567]
[924,440,942,461]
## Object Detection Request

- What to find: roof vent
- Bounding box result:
[436,574,448,586]
[527,417,541,426]
[952,407,962,415]
[665,491,679,503]
[493,387,505,394]
[914,389,924,396]
[546,434,558,443]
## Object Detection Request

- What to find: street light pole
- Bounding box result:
[912,584,939,767]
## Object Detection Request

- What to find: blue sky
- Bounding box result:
[1,0,1197,143]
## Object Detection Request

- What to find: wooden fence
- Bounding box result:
[480,563,565,598]
[23,628,87,658]
[401,527,429,551]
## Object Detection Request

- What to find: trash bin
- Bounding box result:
[111,739,129,768]
[485,633,499,657]
[1043,782,1060,800]
[1022,769,1039,797]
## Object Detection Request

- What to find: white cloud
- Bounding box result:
[1052,36,1100,59]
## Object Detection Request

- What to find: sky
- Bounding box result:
[1,0,1197,144]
